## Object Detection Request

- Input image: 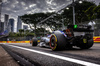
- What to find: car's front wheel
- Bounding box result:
[32,38,38,46]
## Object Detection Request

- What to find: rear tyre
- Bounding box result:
[32,38,38,46]
[79,39,94,49]
[50,31,67,51]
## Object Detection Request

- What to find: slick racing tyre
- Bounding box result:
[50,31,67,51]
[79,38,94,49]
[32,38,38,46]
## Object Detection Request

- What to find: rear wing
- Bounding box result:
[67,25,94,32]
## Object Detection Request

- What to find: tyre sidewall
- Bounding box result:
[32,38,38,46]
[80,38,94,49]
[50,31,67,50]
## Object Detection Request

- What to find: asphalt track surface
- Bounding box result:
[1,43,100,66]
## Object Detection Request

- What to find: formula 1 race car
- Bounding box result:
[31,25,94,51]
[39,37,50,47]
[30,36,50,47]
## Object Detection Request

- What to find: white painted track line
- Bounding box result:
[6,44,100,66]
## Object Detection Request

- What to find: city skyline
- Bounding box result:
[0,14,27,32]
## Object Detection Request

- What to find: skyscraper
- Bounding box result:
[9,18,14,32]
[4,14,9,31]
[0,0,2,21]
[17,16,22,32]
[0,0,2,33]
[0,21,4,33]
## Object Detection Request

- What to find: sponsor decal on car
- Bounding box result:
[59,30,67,37]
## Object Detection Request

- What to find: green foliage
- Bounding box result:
[19,29,24,33]
[93,5,100,19]
[25,30,30,33]
[9,32,25,37]
[43,14,65,30]
[35,28,50,36]
[20,12,63,31]
[9,30,35,37]
[85,6,96,21]
[85,4,100,21]
[62,0,96,24]
[24,30,35,36]
[26,33,35,36]
[20,13,49,30]
[9,32,17,37]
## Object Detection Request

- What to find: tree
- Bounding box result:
[92,5,100,19]
[85,4,100,22]
[19,29,24,34]
[9,32,17,37]
[85,6,96,21]
[25,30,30,34]
[62,1,96,24]
[21,13,49,31]
[42,14,66,30]
[34,28,51,36]
[21,12,62,33]
[9,32,25,37]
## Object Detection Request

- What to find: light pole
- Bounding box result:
[72,0,75,25]
[67,0,82,25]
[66,0,76,25]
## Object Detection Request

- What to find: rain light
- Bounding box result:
[74,25,77,28]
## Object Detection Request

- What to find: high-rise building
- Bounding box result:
[17,16,22,32]
[0,0,2,21]
[0,0,2,33]
[4,14,9,31]
[9,18,14,32]
[23,25,28,30]
[0,22,4,33]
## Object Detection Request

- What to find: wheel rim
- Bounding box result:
[51,37,56,47]
[50,35,57,50]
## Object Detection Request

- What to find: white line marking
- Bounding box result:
[7,44,100,66]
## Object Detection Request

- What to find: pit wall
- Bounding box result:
[0,37,100,43]
[93,36,100,42]
[0,41,30,43]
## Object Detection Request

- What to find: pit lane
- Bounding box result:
[1,43,100,66]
